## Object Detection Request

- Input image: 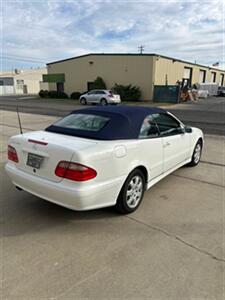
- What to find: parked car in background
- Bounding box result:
[5,106,203,214]
[217,86,225,97]
[79,89,121,105]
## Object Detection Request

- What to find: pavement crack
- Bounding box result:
[126,215,225,263]
[200,160,225,167]
[172,173,224,188]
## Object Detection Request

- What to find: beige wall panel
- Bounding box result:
[48,55,155,100]
[154,57,225,86]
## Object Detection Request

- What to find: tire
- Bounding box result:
[100,98,107,105]
[188,140,202,167]
[115,169,146,214]
[80,98,87,105]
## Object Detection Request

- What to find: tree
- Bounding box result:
[112,84,141,101]
[93,77,107,89]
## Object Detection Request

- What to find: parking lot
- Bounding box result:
[0,110,224,299]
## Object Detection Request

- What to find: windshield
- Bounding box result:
[53,114,110,132]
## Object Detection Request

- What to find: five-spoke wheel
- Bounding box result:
[189,140,202,166]
[115,169,145,214]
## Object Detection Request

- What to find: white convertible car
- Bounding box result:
[5,106,203,214]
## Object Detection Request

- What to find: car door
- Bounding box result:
[93,90,101,103]
[94,91,104,103]
[153,113,190,172]
[86,90,96,103]
[91,90,100,103]
[138,115,163,181]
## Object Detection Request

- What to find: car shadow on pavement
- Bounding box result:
[1,191,121,238]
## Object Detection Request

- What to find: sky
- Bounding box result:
[1,0,224,71]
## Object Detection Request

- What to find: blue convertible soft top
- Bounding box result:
[45,105,166,140]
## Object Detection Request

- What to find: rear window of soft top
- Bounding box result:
[53,113,110,132]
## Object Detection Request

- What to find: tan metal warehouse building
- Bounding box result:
[45,54,225,101]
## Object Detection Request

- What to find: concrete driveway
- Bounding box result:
[0,110,224,299]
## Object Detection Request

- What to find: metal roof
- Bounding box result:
[47,53,225,72]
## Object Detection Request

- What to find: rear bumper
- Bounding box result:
[5,163,125,211]
[107,97,121,104]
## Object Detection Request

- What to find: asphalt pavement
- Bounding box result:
[0,95,225,135]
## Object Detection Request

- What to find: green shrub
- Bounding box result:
[112,84,141,101]
[70,91,82,99]
[39,90,44,97]
[48,90,68,99]
[92,76,106,89]
[43,90,49,97]
[39,90,49,98]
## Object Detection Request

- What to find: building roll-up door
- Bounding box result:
[199,70,206,83]
[183,67,192,86]
[0,77,14,95]
[220,74,224,86]
[211,72,216,83]
[183,68,191,79]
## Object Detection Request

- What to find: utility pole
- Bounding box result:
[138,45,145,54]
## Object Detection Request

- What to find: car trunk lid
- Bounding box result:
[10,131,98,183]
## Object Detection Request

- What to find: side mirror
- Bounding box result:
[185,126,192,133]
[178,126,186,134]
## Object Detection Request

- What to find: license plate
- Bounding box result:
[27,153,43,169]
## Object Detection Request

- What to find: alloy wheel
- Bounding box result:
[126,175,143,208]
[194,143,201,164]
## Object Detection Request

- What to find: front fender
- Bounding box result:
[190,127,204,149]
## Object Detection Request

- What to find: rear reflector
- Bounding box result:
[55,161,97,182]
[28,139,48,146]
[8,145,19,163]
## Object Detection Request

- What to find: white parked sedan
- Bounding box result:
[5,106,203,214]
[79,89,121,105]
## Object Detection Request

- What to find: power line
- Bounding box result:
[3,54,48,61]
[2,54,62,64]
[2,56,46,63]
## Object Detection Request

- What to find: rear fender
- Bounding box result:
[126,160,149,183]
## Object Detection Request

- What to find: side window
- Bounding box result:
[153,113,181,136]
[139,115,159,139]
[95,91,105,95]
[88,90,96,95]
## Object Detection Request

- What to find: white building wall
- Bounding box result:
[0,68,47,95]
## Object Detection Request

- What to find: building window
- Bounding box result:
[211,72,216,83]
[199,70,206,83]
[16,79,24,89]
[16,79,24,85]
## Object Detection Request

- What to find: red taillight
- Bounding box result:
[8,145,19,163]
[55,161,97,182]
